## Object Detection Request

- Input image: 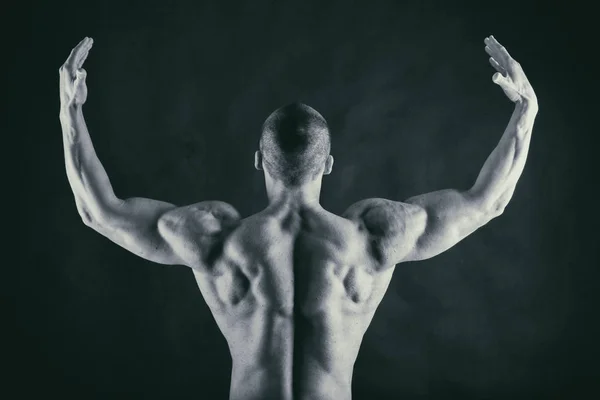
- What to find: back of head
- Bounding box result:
[259,103,331,186]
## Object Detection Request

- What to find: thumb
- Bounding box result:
[75,69,87,84]
[492,72,507,86]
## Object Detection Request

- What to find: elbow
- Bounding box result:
[78,206,106,229]
[486,201,507,220]
[472,202,506,226]
[76,199,122,229]
[471,191,511,222]
[491,205,505,219]
[79,207,95,227]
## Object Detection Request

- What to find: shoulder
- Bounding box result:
[187,201,241,222]
[343,198,428,266]
[343,198,426,234]
[155,201,241,269]
[158,201,241,237]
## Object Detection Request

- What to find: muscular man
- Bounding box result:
[59,36,538,400]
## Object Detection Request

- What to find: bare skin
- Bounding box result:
[59,36,538,400]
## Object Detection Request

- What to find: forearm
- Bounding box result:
[60,103,120,223]
[469,99,538,213]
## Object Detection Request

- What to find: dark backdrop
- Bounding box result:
[8,0,597,399]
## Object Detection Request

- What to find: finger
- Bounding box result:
[486,35,511,62]
[485,45,505,67]
[484,37,502,58]
[488,57,506,75]
[76,47,90,69]
[488,35,503,49]
[74,37,94,69]
[64,37,89,69]
[64,37,93,72]
[485,35,503,52]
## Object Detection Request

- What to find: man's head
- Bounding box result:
[255,103,333,187]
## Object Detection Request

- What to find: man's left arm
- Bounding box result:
[401,35,539,262]
[345,36,538,267]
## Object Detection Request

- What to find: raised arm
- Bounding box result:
[59,38,239,267]
[344,35,538,266]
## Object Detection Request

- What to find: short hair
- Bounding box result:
[259,103,331,186]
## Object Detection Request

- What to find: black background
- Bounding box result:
[8,0,597,399]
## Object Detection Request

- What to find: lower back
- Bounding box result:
[229,355,353,400]
[220,287,371,399]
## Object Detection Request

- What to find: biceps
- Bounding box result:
[403,190,489,261]
[94,222,180,264]
[404,218,476,262]
[88,197,183,265]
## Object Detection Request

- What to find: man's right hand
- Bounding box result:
[59,37,93,110]
[485,35,537,106]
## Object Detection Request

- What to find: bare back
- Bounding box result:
[168,202,397,400]
[60,33,537,400]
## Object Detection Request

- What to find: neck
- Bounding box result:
[264,174,323,207]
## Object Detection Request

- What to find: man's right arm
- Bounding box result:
[344,35,538,267]
[59,38,240,268]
